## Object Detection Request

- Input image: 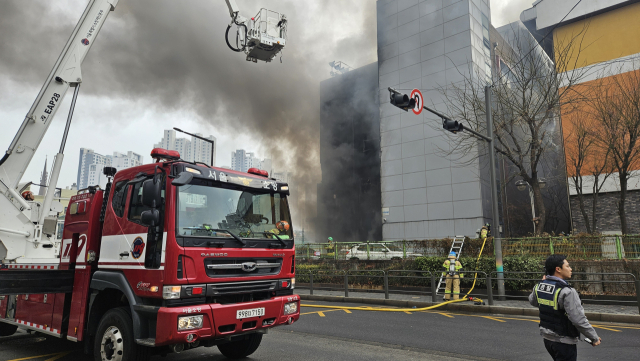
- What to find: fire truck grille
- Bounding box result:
[207,280,278,296]
[204,258,282,278]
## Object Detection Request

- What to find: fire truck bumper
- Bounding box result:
[154,294,300,346]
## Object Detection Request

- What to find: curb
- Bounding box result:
[300,294,640,324]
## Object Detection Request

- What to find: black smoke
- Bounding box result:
[0,0,377,235]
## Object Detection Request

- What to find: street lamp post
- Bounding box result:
[173,127,214,167]
[515,179,546,234]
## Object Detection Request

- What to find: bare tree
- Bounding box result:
[564,107,613,233]
[437,23,590,235]
[590,63,640,234]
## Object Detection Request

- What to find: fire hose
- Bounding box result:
[300,236,490,312]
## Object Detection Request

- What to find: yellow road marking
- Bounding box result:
[592,325,621,332]
[436,312,455,318]
[301,308,343,316]
[607,325,640,330]
[45,352,73,361]
[8,352,71,361]
[481,316,506,323]
[300,304,638,332]
[318,312,325,317]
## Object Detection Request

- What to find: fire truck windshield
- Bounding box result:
[176,183,292,240]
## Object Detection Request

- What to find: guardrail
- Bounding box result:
[297,270,640,313]
[298,269,495,306]
[295,235,640,260]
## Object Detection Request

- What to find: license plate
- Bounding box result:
[236,307,265,319]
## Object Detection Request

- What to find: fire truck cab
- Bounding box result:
[1,149,299,359]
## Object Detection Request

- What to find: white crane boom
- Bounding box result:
[0,0,288,264]
[0,0,118,263]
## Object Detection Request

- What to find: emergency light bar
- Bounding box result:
[151,148,181,162]
[247,168,269,177]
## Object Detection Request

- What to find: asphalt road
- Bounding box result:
[1,301,639,360]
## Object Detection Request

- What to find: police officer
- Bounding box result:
[529,255,601,361]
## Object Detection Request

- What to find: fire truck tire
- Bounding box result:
[0,322,18,336]
[93,307,150,361]
[216,333,263,359]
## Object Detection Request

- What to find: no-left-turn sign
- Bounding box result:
[410,89,423,115]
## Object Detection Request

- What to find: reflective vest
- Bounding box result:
[534,279,580,337]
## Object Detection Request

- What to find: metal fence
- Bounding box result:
[295,235,640,261]
[296,270,640,313]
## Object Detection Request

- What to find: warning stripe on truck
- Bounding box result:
[0,318,63,338]
[5,264,58,269]
[15,319,60,334]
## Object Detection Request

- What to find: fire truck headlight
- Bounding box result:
[284,302,298,315]
[178,315,203,331]
[291,278,295,289]
[163,286,182,299]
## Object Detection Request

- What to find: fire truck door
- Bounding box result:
[4,295,16,320]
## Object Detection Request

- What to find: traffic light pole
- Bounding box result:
[388,86,505,299]
[485,86,505,301]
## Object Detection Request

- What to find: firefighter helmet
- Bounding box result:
[21,191,34,200]
[276,220,290,232]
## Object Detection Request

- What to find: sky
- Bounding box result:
[0,0,533,222]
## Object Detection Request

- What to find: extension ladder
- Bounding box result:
[435,236,465,296]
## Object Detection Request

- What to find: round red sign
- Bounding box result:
[410,89,423,115]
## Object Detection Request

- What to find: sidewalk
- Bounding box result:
[296,288,640,324]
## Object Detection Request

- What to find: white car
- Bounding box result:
[346,243,422,260]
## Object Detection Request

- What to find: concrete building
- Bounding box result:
[77,148,110,190]
[520,0,640,234]
[231,150,263,173]
[272,171,293,184]
[317,62,382,243]
[377,0,495,240]
[77,148,143,189]
[154,129,216,166]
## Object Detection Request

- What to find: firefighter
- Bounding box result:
[21,190,34,201]
[529,255,601,361]
[480,224,489,241]
[442,252,463,300]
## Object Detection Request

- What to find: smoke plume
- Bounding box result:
[0,0,377,236]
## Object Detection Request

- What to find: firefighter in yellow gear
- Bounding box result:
[442,252,464,300]
[480,225,489,241]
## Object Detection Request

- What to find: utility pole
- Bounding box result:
[388,86,505,299]
[485,86,505,300]
[173,127,215,167]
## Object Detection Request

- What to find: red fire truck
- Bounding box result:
[1,153,299,359]
[0,0,296,360]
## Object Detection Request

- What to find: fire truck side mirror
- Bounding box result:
[140,209,160,227]
[142,179,162,208]
[172,172,193,187]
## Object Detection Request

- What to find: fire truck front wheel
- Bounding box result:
[217,333,263,359]
[93,307,150,361]
[0,322,18,336]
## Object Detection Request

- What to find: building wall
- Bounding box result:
[317,62,382,244]
[155,130,215,166]
[570,190,640,234]
[553,1,640,71]
[377,0,493,240]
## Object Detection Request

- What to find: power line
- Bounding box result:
[493,0,584,86]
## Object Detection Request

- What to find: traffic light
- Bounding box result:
[443,119,463,133]
[389,92,416,112]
